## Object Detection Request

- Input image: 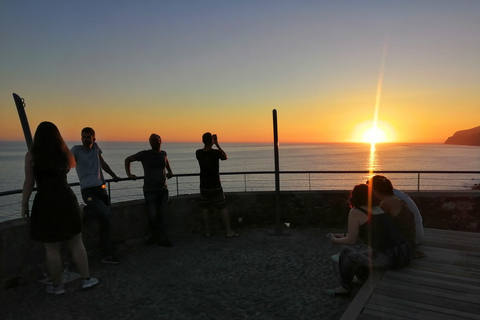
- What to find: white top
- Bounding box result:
[393,188,424,244]
[71,143,105,189]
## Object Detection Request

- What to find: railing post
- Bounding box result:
[244,174,247,192]
[176,176,179,196]
[417,173,420,192]
[308,173,311,191]
[268,109,290,236]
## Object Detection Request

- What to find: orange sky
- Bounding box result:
[1,87,479,144]
[1,2,479,144]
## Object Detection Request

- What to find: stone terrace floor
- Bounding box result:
[0,226,353,320]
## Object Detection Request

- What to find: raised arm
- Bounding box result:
[21,152,34,219]
[214,135,227,160]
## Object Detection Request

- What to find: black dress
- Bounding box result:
[30,167,82,242]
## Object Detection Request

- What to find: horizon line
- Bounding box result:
[0,139,447,145]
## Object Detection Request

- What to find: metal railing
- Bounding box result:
[1,170,479,222]
[2,170,480,197]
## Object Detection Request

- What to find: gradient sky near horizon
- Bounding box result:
[1,1,479,143]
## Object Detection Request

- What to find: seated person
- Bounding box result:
[326,184,410,296]
[370,175,422,258]
[393,188,424,246]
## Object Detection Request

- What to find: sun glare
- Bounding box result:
[361,126,388,144]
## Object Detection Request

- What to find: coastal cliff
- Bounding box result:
[444,126,480,146]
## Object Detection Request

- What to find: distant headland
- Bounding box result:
[444,126,480,146]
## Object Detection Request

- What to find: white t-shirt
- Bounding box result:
[393,189,424,244]
[71,143,105,189]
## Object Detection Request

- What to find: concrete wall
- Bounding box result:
[1,191,479,289]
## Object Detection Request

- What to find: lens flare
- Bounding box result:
[366,39,389,276]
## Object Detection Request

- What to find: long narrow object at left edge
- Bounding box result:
[13,93,33,149]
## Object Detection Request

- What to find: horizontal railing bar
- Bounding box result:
[2,170,479,197]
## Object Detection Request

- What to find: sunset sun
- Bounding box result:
[361,126,388,144]
[352,119,395,144]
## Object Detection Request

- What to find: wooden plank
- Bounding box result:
[421,230,480,250]
[361,308,414,320]
[424,228,480,238]
[409,260,480,279]
[417,246,467,261]
[374,277,480,305]
[375,283,480,314]
[384,267,480,287]
[364,303,468,320]
[365,296,480,320]
[420,240,479,253]
[421,232,480,243]
[339,270,385,320]
[412,253,480,273]
[421,236,480,247]
[341,228,480,319]
[380,271,480,294]
[419,245,480,258]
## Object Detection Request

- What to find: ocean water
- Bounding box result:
[1,141,479,222]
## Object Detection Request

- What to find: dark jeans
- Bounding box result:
[81,185,112,257]
[339,244,390,291]
[144,189,169,240]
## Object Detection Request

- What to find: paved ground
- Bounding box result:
[0,226,353,320]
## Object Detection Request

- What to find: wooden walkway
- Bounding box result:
[341,228,480,320]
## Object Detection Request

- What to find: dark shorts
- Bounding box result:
[200,187,226,210]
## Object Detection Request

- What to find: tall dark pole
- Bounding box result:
[273,109,280,224]
[13,93,33,150]
[268,109,290,236]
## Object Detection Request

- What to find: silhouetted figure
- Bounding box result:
[370,175,421,258]
[393,189,424,245]
[125,134,174,247]
[196,132,238,238]
[22,122,98,294]
[71,127,121,264]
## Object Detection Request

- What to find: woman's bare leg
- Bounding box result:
[67,233,89,279]
[44,242,63,286]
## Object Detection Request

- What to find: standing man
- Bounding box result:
[125,134,174,247]
[71,127,121,264]
[196,132,238,238]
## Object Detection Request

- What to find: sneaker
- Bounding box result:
[331,254,340,263]
[46,284,65,295]
[81,277,99,289]
[101,255,121,264]
[353,276,365,284]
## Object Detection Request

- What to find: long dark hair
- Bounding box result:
[30,122,75,171]
[349,184,369,208]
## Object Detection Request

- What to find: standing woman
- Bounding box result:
[22,121,98,294]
